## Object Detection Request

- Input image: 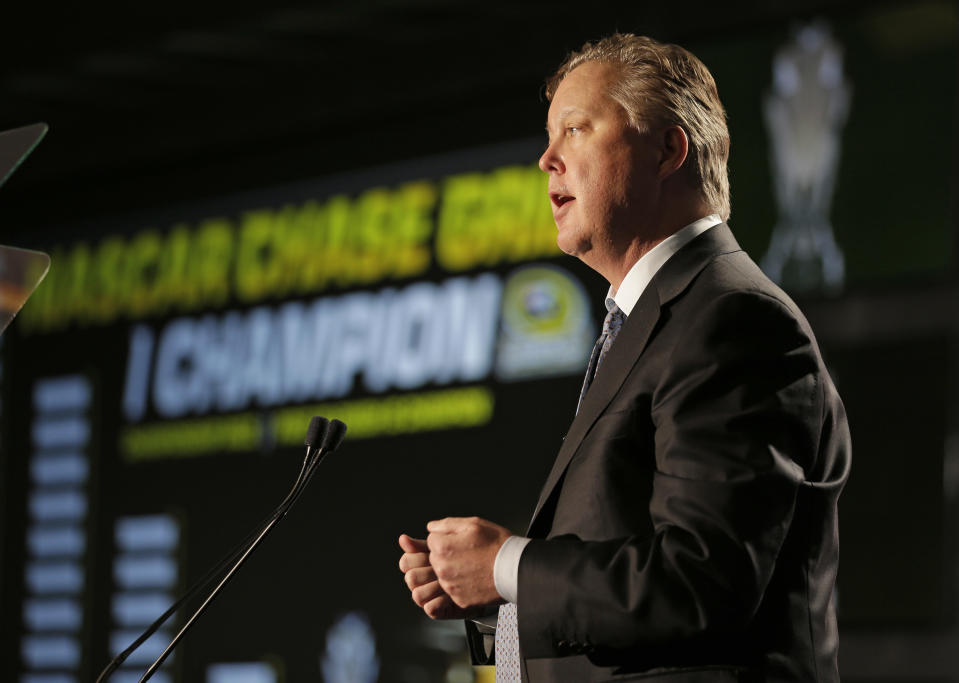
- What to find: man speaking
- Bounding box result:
[398,34,850,682]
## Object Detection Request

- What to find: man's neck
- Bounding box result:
[607,214,722,314]
[605,206,716,290]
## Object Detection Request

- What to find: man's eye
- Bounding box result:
[566,126,580,135]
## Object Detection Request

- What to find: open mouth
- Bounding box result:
[549,192,575,209]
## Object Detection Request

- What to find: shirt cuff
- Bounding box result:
[493,535,532,603]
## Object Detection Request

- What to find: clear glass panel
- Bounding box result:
[0,246,50,336]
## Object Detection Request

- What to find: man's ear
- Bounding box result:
[658,125,689,179]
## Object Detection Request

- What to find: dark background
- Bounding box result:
[1,0,958,681]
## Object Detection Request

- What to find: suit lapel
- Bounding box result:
[526,223,742,535]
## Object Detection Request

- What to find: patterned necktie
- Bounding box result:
[494,304,626,682]
[576,303,626,414]
[495,602,520,682]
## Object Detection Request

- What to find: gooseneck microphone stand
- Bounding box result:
[95,416,348,682]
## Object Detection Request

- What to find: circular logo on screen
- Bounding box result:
[495,264,593,381]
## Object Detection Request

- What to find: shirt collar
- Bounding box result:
[607,214,722,315]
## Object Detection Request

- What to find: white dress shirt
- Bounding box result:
[493,214,722,604]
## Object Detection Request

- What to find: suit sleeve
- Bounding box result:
[517,289,823,660]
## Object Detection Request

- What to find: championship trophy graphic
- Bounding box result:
[761,23,851,293]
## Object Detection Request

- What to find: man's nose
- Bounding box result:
[538,143,564,174]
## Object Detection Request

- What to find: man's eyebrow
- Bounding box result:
[557,106,586,118]
[545,107,588,135]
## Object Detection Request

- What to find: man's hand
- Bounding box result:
[426,516,511,611]
[398,534,475,620]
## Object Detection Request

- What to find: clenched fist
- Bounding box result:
[398,516,512,619]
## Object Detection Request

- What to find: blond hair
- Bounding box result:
[546,34,731,220]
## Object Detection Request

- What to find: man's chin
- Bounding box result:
[555,229,589,259]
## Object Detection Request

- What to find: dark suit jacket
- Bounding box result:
[469,224,850,682]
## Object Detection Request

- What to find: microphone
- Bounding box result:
[294,415,329,488]
[274,419,347,527]
[96,416,345,682]
[305,415,328,450]
[322,419,348,453]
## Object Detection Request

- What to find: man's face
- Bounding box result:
[539,62,660,269]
